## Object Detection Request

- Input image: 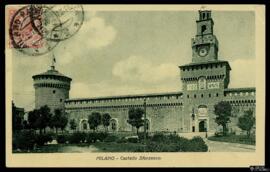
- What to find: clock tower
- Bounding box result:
[191,10,219,63]
[179,10,231,133]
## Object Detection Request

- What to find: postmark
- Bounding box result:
[9,6,59,56]
[30,5,84,41]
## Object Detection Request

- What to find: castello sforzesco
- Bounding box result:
[32,10,256,134]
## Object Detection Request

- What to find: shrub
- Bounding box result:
[57,135,68,144]
[34,133,54,146]
[144,142,181,152]
[116,137,128,143]
[86,133,98,143]
[96,132,108,142]
[13,130,36,151]
[138,132,149,142]
[127,136,139,143]
[140,133,208,152]
[103,135,119,142]
[151,132,166,142]
[68,132,87,144]
[150,132,183,144]
[183,136,208,152]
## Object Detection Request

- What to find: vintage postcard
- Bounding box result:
[5,5,265,167]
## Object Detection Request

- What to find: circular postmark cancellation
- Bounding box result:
[9,6,59,56]
[30,5,84,42]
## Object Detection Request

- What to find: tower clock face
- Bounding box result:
[197,45,209,57]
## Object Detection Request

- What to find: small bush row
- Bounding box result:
[66,132,109,144]
[13,130,55,150]
[137,132,208,152]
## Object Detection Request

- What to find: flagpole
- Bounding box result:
[51,52,56,70]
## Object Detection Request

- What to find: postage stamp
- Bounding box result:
[5,5,265,168]
[9,5,59,56]
[8,5,84,56]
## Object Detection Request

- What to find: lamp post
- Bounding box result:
[143,98,147,144]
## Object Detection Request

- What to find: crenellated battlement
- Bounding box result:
[65,92,183,110]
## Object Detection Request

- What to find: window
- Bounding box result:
[191,113,195,121]
[198,76,206,90]
[209,94,211,98]
[216,93,219,97]
[53,90,56,94]
[194,94,196,98]
[201,94,203,98]
[60,99,62,102]
[201,25,207,34]
[187,95,189,98]
[111,119,117,131]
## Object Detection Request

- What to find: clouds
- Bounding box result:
[112,56,179,84]
[229,59,256,88]
[11,11,257,110]
[56,12,117,64]
[70,56,181,98]
[86,17,117,49]
[70,80,180,98]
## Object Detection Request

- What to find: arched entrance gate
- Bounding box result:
[191,105,209,132]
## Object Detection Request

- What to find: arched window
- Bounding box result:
[198,76,206,90]
[81,120,88,130]
[110,119,117,131]
[83,123,87,130]
[201,25,207,34]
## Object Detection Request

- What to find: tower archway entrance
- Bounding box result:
[199,120,206,132]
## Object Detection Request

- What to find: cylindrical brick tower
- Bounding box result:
[32,58,72,114]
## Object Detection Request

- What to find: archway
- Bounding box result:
[110,119,118,132]
[81,120,88,131]
[199,120,206,132]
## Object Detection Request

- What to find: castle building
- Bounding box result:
[33,10,256,134]
[32,56,72,114]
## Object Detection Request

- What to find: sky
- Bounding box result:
[11,9,256,111]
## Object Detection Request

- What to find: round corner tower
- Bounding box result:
[32,58,72,114]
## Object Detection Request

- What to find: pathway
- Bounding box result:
[57,145,100,153]
[205,139,255,152]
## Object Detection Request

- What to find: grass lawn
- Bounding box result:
[208,134,255,145]
[92,142,145,152]
[13,143,91,153]
[13,142,146,153]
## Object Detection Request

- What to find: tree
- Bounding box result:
[59,112,68,133]
[238,109,255,137]
[22,120,29,129]
[51,109,68,134]
[102,113,111,132]
[12,102,23,132]
[214,101,232,136]
[28,109,40,131]
[28,106,52,134]
[88,112,101,131]
[69,119,77,132]
[127,108,144,135]
[38,105,52,134]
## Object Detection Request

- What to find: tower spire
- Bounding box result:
[51,53,56,70]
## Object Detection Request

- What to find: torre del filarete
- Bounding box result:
[32,10,256,134]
